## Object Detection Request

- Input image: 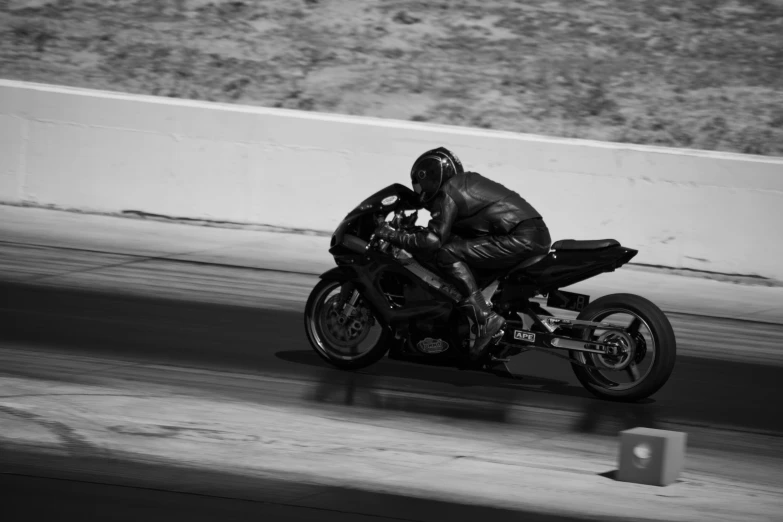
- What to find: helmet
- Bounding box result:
[409,147,464,204]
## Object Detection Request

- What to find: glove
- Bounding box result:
[375,223,396,242]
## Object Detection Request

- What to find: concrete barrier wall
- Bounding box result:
[1,79,782,280]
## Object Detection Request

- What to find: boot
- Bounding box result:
[442,262,506,364]
[461,291,506,363]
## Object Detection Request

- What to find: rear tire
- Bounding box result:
[570,293,677,402]
[304,278,392,371]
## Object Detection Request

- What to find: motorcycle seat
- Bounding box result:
[551,239,620,251]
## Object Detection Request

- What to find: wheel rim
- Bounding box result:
[574,308,657,392]
[308,281,384,362]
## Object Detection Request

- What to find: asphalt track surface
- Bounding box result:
[2,281,783,520]
[2,281,783,439]
[1,219,783,520]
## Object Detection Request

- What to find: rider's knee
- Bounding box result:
[436,246,460,267]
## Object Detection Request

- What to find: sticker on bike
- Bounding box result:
[416,337,450,354]
[513,331,536,342]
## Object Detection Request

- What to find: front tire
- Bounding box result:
[570,293,677,402]
[304,278,392,371]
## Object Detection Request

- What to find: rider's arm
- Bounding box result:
[388,193,457,253]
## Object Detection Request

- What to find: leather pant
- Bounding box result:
[435,218,552,295]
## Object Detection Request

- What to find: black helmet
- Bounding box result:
[409,147,464,204]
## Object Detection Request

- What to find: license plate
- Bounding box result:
[547,290,590,312]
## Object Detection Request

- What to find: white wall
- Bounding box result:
[1,79,782,280]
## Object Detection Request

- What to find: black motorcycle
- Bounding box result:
[304,184,677,402]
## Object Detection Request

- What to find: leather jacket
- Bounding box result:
[390,171,543,254]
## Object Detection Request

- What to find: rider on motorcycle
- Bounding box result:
[376,147,552,364]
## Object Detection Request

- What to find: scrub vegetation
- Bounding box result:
[2,0,782,156]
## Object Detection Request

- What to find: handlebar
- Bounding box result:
[366,209,418,254]
[365,233,378,251]
[366,232,392,254]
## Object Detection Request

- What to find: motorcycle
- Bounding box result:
[303,184,677,402]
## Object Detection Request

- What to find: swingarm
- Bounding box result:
[498,322,626,356]
[497,295,634,358]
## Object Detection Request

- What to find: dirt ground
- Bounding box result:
[2,0,782,156]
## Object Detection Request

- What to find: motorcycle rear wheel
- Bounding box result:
[304,278,392,370]
[569,293,677,402]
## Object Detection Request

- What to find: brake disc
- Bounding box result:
[321,295,373,349]
[593,330,636,371]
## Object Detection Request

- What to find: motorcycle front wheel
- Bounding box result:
[304,278,392,370]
